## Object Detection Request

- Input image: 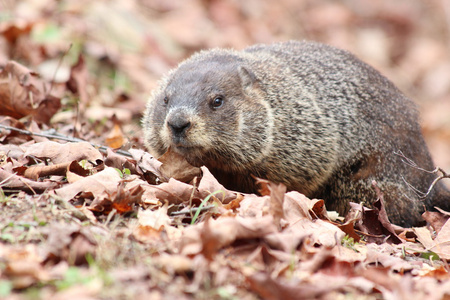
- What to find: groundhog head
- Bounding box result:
[143,51,273,171]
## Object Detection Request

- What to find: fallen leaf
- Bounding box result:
[420,218,450,259]
[150,178,202,205]
[0,61,61,123]
[66,54,89,112]
[89,181,143,214]
[197,166,237,204]
[422,211,450,233]
[365,244,414,272]
[133,204,180,244]
[283,191,313,223]
[337,220,361,242]
[0,168,58,192]
[309,199,329,220]
[268,182,286,230]
[2,244,48,289]
[158,147,202,183]
[180,216,277,256]
[137,203,171,229]
[52,167,122,201]
[25,141,103,164]
[105,116,127,149]
[247,271,336,300]
[129,148,162,182]
[121,176,160,205]
[19,161,71,180]
[350,200,403,244]
[0,20,33,44]
[41,221,97,265]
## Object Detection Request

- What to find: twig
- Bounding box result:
[171,205,216,216]
[47,43,72,97]
[0,124,132,158]
[394,150,450,199]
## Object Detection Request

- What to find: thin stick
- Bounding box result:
[395,150,450,199]
[171,205,216,216]
[0,124,132,158]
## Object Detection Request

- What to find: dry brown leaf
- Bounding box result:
[221,193,244,214]
[309,199,329,220]
[364,244,414,272]
[372,197,403,243]
[89,181,144,214]
[0,61,61,123]
[255,178,272,196]
[198,166,237,204]
[350,200,403,244]
[263,230,309,254]
[150,178,202,205]
[287,218,345,248]
[238,194,271,218]
[84,106,133,124]
[153,254,193,275]
[415,219,450,259]
[111,182,144,213]
[337,220,361,242]
[0,144,26,160]
[247,272,335,300]
[24,141,103,164]
[133,204,181,244]
[137,204,171,230]
[419,265,450,280]
[414,227,436,250]
[422,211,450,233]
[180,216,277,256]
[21,163,63,180]
[52,167,122,201]
[68,160,92,177]
[0,168,58,192]
[66,54,89,112]
[268,182,286,229]
[0,20,33,44]
[158,147,202,183]
[282,191,312,223]
[2,244,48,289]
[129,148,163,180]
[41,221,98,265]
[200,216,221,260]
[105,117,127,149]
[122,176,160,205]
[105,148,141,175]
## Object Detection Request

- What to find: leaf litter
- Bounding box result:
[1,0,450,299]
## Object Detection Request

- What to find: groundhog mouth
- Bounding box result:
[171,144,200,157]
[170,144,211,167]
[172,145,193,153]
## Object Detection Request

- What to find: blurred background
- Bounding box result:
[1,0,449,171]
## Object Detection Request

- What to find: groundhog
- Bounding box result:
[142,40,450,227]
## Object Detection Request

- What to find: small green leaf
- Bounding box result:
[420,251,440,261]
[114,168,123,178]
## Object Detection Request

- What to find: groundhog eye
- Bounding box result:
[211,96,224,108]
[163,96,169,104]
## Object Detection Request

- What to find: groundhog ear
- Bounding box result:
[238,66,256,89]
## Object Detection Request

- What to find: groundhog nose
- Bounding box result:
[167,118,191,136]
